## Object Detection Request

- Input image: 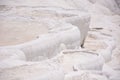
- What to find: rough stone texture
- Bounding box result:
[0,0,120,80]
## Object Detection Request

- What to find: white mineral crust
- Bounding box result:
[0,0,120,80]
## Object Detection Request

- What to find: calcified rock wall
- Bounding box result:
[0,0,120,80]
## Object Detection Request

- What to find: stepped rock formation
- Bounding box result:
[0,0,120,80]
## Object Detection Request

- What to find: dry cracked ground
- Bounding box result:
[0,0,120,80]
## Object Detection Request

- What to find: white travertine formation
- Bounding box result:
[57,50,104,73]
[0,49,26,68]
[0,61,65,80]
[0,22,81,61]
[63,15,90,47]
[65,71,108,80]
[0,0,120,80]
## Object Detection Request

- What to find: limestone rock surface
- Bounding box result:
[0,0,120,80]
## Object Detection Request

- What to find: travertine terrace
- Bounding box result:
[0,0,120,80]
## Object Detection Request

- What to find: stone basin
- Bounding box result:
[56,50,104,73]
[0,20,48,46]
[0,5,90,62]
[0,5,90,47]
[0,18,81,61]
[0,5,83,61]
[0,5,90,80]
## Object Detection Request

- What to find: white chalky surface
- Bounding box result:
[0,0,120,80]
